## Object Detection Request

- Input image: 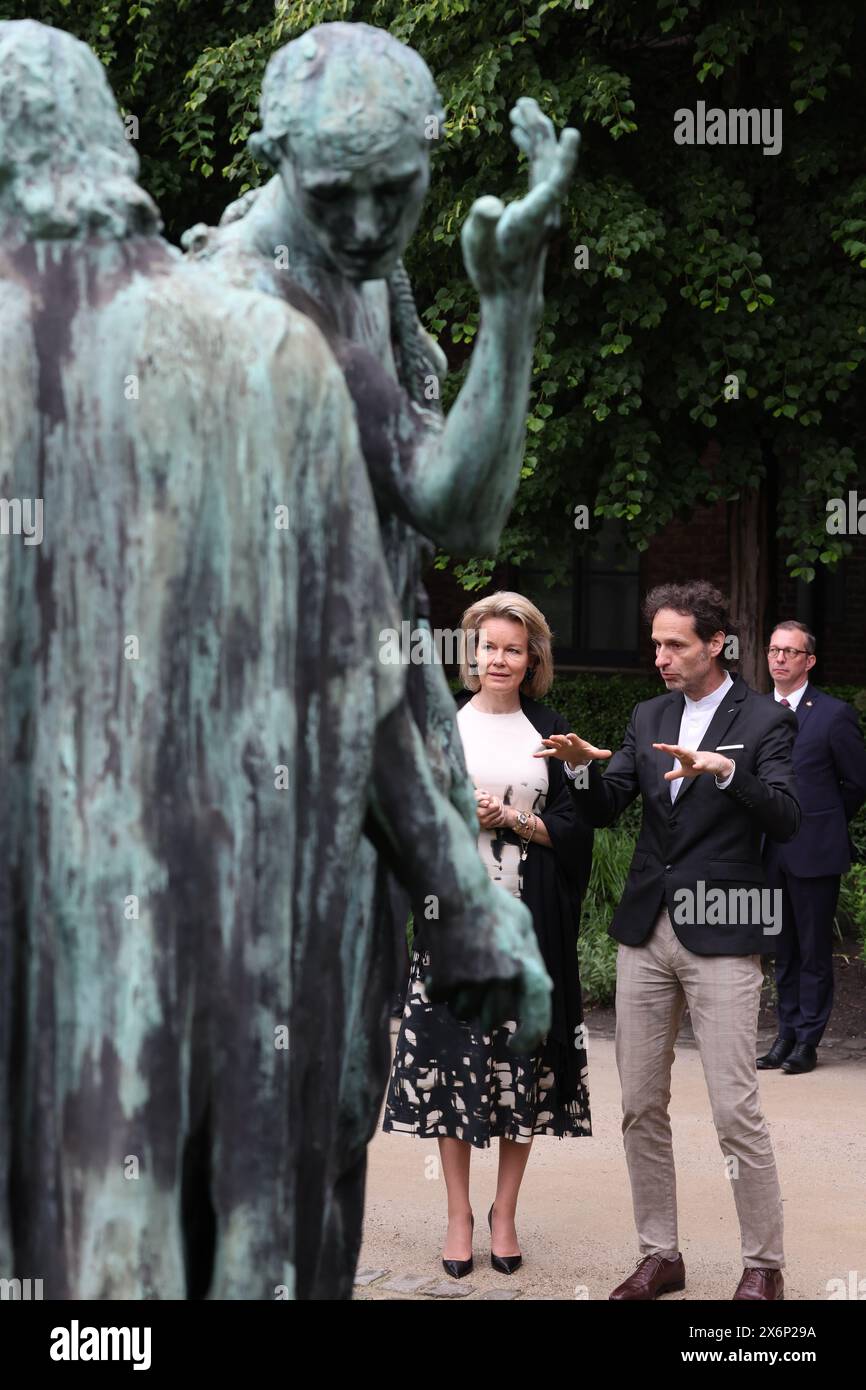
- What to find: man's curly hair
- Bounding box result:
[643,581,738,668]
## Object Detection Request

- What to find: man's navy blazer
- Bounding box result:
[568,674,801,955]
[764,685,866,878]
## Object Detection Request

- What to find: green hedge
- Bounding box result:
[545,673,660,748]
[577,827,633,1008]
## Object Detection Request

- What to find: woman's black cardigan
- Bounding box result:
[454,689,594,1108]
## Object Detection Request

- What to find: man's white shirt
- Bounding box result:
[773,681,808,711]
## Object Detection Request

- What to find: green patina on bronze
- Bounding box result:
[0,17,575,1299]
[184,21,581,1294]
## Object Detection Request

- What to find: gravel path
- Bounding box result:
[356,1026,866,1301]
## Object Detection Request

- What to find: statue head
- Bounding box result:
[0,19,160,240]
[249,22,445,282]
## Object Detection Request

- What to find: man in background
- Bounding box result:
[758,621,866,1074]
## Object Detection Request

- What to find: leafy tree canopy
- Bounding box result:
[9,0,864,590]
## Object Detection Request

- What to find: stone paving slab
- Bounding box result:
[424,1280,476,1298]
[353,1268,390,1286]
[378,1273,435,1294]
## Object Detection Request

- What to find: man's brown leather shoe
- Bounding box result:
[733,1268,784,1300]
[609,1253,685,1300]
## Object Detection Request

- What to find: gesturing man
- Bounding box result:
[537,582,801,1302]
[758,621,866,1074]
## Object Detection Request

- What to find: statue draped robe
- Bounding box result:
[182,228,499,1291]
[0,233,405,1298]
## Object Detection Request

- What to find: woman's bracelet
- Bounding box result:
[518,812,537,861]
[501,806,538,842]
[513,809,536,841]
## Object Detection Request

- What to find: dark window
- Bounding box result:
[820,565,846,627]
[517,519,640,666]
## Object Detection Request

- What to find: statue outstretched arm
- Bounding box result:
[408,100,580,555]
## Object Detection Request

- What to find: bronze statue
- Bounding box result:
[184,21,578,1294]
[0,18,553,1299]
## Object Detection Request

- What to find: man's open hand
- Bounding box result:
[653,743,734,781]
[534,733,612,769]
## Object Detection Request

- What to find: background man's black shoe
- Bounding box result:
[781,1043,817,1074]
[756,1036,794,1069]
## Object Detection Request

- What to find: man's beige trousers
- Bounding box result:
[614,909,785,1269]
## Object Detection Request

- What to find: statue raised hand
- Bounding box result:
[462,97,579,301]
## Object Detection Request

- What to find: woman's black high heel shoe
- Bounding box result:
[442,1214,474,1279]
[488,1203,522,1275]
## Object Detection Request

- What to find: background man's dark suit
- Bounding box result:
[573,674,801,951]
[764,685,866,1046]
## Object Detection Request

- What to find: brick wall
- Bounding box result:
[638,498,730,673]
[421,497,865,686]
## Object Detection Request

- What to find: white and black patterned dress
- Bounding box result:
[382,699,592,1148]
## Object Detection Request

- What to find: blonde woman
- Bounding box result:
[383,592,593,1277]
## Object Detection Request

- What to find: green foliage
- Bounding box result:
[578,826,634,1005]
[837,864,866,962]
[8,0,863,596]
[0,0,276,223]
[547,672,659,746]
